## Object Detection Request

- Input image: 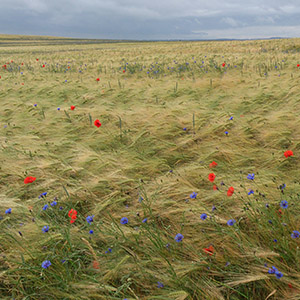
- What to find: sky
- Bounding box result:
[0,0,300,40]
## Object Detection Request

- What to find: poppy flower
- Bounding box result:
[284,150,293,158]
[24,176,36,184]
[222,63,226,67]
[203,245,214,256]
[123,70,126,73]
[94,119,101,128]
[70,215,77,224]
[213,185,218,190]
[227,186,234,196]
[208,173,216,182]
[96,78,100,81]
[297,64,300,67]
[70,105,75,110]
[92,260,100,269]
[68,209,77,217]
[36,59,39,61]
[42,65,45,68]
[277,209,283,217]
[209,161,218,168]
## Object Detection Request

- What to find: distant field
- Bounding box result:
[0,35,300,300]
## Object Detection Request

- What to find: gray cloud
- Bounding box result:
[0,0,300,39]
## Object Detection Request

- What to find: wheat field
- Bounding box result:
[0,35,300,299]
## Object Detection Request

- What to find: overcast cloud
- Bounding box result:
[0,0,300,39]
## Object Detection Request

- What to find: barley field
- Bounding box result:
[1,35,300,300]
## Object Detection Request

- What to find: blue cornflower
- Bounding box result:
[34,104,37,107]
[190,192,197,199]
[86,215,94,224]
[200,213,207,220]
[42,225,49,233]
[138,196,143,202]
[280,200,288,209]
[38,192,47,199]
[50,201,57,207]
[229,116,233,120]
[291,230,300,238]
[183,127,187,131]
[268,266,278,274]
[212,205,217,211]
[5,208,12,214]
[273,239,277,242]
[174,233,184,242]
[275,271,283,279]
[248,190,254,195]
[120,217,128,224]
[247,173,255,180]
[57,107,60,110]
[157,281,164,288]
[142,218,148,223]
[225,131,229,135]
[105,248,112,254]
[280,183,286,190]
[227,219,236,226]
[89,230,94,234]
[41,260,51,269]
[59,206,63,210]
[42,204,49,211]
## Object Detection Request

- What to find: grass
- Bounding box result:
[0,35,300,299]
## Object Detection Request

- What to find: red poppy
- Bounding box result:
[94,119,101,128]
[21,63,24,65]
[123,70,126,73]
[208,173,216,182]
[203,245,214,256]
[96,78,100,81]
[68,209,77,217]
[227,186,234,196]
[284,150,293,158]
[36,59,39,61]
[288,283,293,289]
[11,60,13,63]
[92,260,100,269]
[0,76,1,79]
[24,176,36,184]
[70,105,75,110]
[222,63,226,67]
[21,83,24,85]
[42,64,45,68]
[70,212,77,223]
[213,185,218,190]
[209,161,218,168]
[297,64,300,67]
[277,209,283,217]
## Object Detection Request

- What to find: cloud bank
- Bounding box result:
[0,0,299,39]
